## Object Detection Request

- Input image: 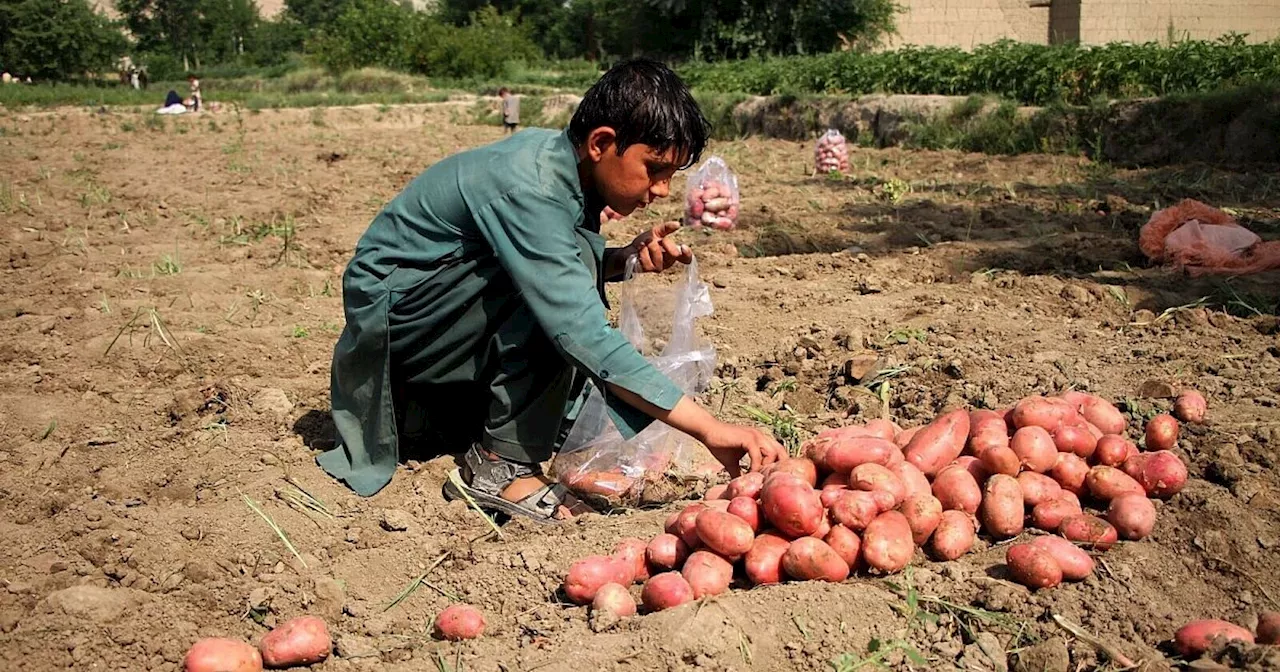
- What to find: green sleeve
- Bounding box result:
[472,188,686,415]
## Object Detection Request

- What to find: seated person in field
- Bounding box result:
[157,90,187,114]
[318,58,781,521]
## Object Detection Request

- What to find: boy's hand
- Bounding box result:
[701,420,783,477]
[629,221,693,273]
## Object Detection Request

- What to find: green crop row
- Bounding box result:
[678,36,1280,105]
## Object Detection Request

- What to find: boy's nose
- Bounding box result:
[650,181,670,199]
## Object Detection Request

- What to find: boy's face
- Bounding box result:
[584,128,682,216]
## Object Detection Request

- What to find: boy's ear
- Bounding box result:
[584,127,618,163]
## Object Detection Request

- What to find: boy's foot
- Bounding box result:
[442,445,590,523]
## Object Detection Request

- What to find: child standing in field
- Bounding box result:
[319,59,781,521]
[499,87,519,134]
[187,74,202,112]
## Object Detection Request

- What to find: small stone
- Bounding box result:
[380,509,414,532]
[336,634,379,660]
[1139,380,1177,399]
[345,528,362,544]
[1011,636,1069,672]
[711,278,727,289]
[1132,309,1156,324]
[843,352,880,382]
[44,586,151,623]
[183,560,221,583]
[180,526,202,541]
[248,586,273,610]
[0,611,19,633]
[1060,285,1091,305]
[49,560,69,573]
[314,577,345,619]
[250,388,294,417]
[260,453,281,466]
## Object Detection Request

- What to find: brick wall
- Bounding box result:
[891,0,1280,48]
[1073,0,1280,44]
[888,0,1051,48]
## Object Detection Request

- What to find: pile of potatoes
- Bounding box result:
[814,130,850,174]
[562,389,1203,614]
[183,616,331,672]
[683,181,739,231]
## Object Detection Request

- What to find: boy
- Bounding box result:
[187,74,202,112]
[319,59,781,521]
[498,87,519,134]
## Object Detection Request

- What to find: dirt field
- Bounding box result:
[2,102,1280,672]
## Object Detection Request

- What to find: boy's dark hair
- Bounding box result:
[498,87,510,95]
[569,58,710,170]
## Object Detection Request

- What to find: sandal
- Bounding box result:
[441,444,576,524]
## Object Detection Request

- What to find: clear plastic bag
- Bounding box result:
[814,129,849,174]
[683,156,740,231]
[552,256,718,508]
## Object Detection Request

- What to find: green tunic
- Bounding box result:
[319,128,685,496]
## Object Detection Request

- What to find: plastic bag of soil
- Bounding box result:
[1138,198,1280,276]
[552,256,719,509]
[683,156,739,231]
[814,129,849,174]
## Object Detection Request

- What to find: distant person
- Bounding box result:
[1,72,11,85]
[498,87,519,134]
[129,67,140,90]
[157,89,187,115]
[187,74,202,112]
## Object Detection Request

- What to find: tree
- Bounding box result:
[284,0,351,30]
[116,0,262,70]
[406,6,541,77]
[311,0,416,71]
[0,0,128,79]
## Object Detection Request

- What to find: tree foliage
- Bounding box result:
[0,0,128,79]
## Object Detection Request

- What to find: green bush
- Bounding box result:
[311,0,417,73]
[406,7,542,79]
[0,0,127,80]
[680,36,1280,105]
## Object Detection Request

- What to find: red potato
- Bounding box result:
[1059,514,1118,551]
[641,572,695,611]
[1050,453,1089,494]
[727,497,761,531]
[894,426,921,450]
[852,463,907,507]
[1063,392,1127,436]
[591,583,636,618]
[1029,535,1095,581]
[1052,423,1098,459]
[613,538,649,583]
[259,616,331,668]
[900,494,943,545]
[1174,620,1255,657]
[564,555,633,604]
[1017,471,1063,507]
[664,510,680,535]
[696,510,756,557]
[1108,494,1156,540]
[978,445,1021,477]
[646,534,690,571]
[1012,396,1079,432]
[861,511,915,574]
[782,537,851,582]
[1145,414,1179,451]
[764,458,819,487]
[969,409,1004,431]
[932,465,983,515]
[761,482,825,538]
[1011,426,1058,472]
[929,510,976,561]
[1093,435,1132,467]
[885,448,906,467]
[824,524,862,569]
[727,472,765,499]
[825,437,901,473]
[704,484,729,501]
[1122,450,1188,499]
[905,409,971,477]
[1006,543,1063,590]
[433,604,486,641]
[891,462,933,501]
[865,419,898,441]
[951,455,991,484]
[868,490,897,512]
[184,638,263,672]
[980,474,1025,539]
[969,425,1011,457]
[744,533,791,585]
[820,486,847,508]
[810,514,832,540]
[682,551,734,598]
[1086,465,1146,501]
[821,472,849,489]
[1174,389,1207,424]
[1030,497,1082,532]
[674,504,708,548]
[1060,490,1081,508]
[1257,612,1280,645]
[704,500,731,513]
[830,490,881,531]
